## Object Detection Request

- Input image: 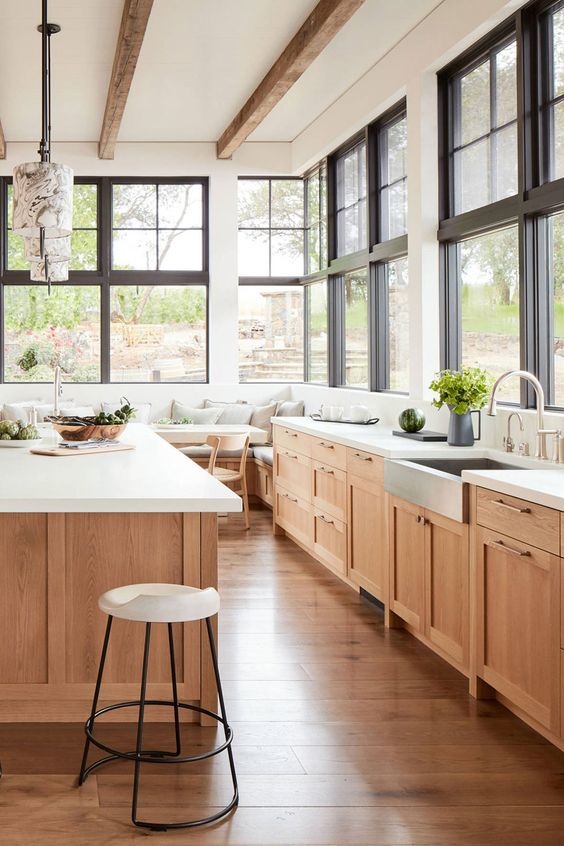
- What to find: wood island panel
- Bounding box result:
[0,511,217,722]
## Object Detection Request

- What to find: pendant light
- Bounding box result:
[12,0,73,291]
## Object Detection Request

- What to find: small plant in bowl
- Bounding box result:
[0,419,42,447]
[429,367,493,446]
[48,398,137,442]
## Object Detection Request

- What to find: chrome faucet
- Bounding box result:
[53,365,63,417]
[486,369,557,460]
[503,411,523,453]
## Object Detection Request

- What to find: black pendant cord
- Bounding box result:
[38,0,49,162]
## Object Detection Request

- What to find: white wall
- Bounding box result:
[2,0,559,453]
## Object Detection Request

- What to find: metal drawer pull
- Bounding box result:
[487,539,531,557]
[284,430,298,437]
[284,451,298,460]
[415,515,428,525]
[491,498,531,514]
[318,514,334,525]
[318,465,334,474]
[281,492,298,503]
[354,453,372,461]
[318,442,334,449]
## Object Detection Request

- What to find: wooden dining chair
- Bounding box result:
[205,434,251,529]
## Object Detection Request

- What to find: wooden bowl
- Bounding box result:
[51,422,127,442]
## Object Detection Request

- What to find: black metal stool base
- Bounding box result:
[78,617,239,831]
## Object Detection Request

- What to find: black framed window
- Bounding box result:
[238,283,304,382]
[1,176,209,384]
[335,141,367,257]
[439,0,564,410]
[377,112,408,241]
[305,279,328,383]
[305,164,327,274]
[237,178,305,279]
[339,267,369,389]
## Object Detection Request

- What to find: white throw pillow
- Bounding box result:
[60,405,96,418]
[172,401,221,424]
[102,401,152,424]
[2,400,42,422]
[250,402,277,442]
[271,399,305,417]
[203,400,254,424]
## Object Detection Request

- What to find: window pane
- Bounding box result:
[336,143,367,256]
[552,101,564,181]
[550,212,564,406]
[158,183,202,228]
[459,60,490,145]
[113,184,156,228]
[110,286,207,382]
[382,181,407,240]
[455,138,490,214]
[70,230,97,271]
[271,180,304,228]
[7,232,26,270]
[387,257,409,392]
[386,116,407,183]
[494,122,518,200]
[308,223,321,274]
[495,42,517,126]
[73,184,98,229]
[271,230,304,276]
[112,229,157,270]
[238,286,304,382]
[307,171,320,224]
[4,286,101,382]
[238,180,269,228]
[459,226,520,401]
[158,229,202,270]
[344,268,368,388]
[238,230,269,276]
[307,280,328,383]
[553,7,564,99]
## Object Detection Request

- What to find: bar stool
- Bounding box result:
[78,583,238,831]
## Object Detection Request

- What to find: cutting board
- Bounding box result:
[30,443,135,457]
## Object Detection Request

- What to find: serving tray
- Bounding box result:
[392,429,447,442]
[31,442,135,457]
[310,414,379,425]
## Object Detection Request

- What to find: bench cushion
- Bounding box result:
[180,446,254,460]
[253,446,273,466]
[173,402,222,424]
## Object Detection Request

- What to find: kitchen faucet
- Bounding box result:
[53,365,63,417]
[486,369,558,460]
[503,410,523,453]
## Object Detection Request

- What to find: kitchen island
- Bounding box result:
[0,424,241,722]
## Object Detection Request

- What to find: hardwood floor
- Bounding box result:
[2,507,564,844]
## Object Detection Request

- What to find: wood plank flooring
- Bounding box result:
[1,507,564,844]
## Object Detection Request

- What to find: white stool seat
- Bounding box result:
[98,583,220,623]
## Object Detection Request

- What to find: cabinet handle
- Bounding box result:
[354,453,372,461]
[318,465,334,474]
[284,430,298,437]
[318,441,334,449]
[486,538,531,557]
[283,451,298,460]
[491,498,531,514]
[281,492,298,503]
[415,515,428,525]
[318,514,334,525]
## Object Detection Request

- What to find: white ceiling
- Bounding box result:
[0,0,443,146]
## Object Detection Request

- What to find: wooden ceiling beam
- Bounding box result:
[98,0,154,160]
[216,0,365,159]
[0,120,6,159]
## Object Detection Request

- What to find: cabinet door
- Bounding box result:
[274,447,312,500]
[348,472,387,601]
[476,526,560,733]
[275,485,312,550]
[312,461,346,522]
[425,511,469,671]
[313,509,347,575]
[389,496,425,632]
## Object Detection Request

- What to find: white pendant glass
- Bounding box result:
[12,161,73,238]
[24,234,71,262]
[30,259,69,282]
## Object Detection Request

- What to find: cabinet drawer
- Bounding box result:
[346,448,383,483]
[312,461,346,521]
[275,448,312,501]
[275,486,312,549]
[311,438,347,471]
[255,462,273,506]
[476,487,560,555]
[273,426,312,456]
[313,508,346,574]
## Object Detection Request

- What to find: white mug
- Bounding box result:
[320,405,343,422]
[350,405,369,423]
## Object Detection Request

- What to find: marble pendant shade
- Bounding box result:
[30,258,69,283]
[24,234,71,262]
[12,162,73,238]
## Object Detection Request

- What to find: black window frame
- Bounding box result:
[439,0,564,411]
[0,175,210,385]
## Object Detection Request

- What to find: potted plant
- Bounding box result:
[429,366,493,446]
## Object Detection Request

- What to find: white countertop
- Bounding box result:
[0,424,242,513]
[151,423,268,445]
[272,417,564,511]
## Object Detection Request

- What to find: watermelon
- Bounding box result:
[398,408,425,433]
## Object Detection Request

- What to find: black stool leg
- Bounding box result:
[132,622,152,828]
[168,623,182,757]
[206,617,239,806]
[78,615,113,785]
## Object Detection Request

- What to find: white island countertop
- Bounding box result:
[0,424,242,513]
[272,417,564,511]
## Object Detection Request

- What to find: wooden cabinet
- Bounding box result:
[313,508,347,574]
[274,447,312,500]
[274,485,312,550]
[347,460,387,601]
[389,496,469,670]
[475,525,560,733]
[476,487,559,555]
[312,461,346,522]
[254,459,273,507]
[311,438,347,470]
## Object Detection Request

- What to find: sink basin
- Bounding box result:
[384,456,532,522]
[407,457,529,477]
